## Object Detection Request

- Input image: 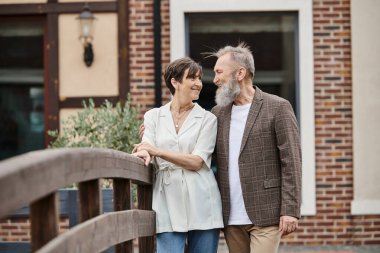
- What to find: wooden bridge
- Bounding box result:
[0,148,155,253]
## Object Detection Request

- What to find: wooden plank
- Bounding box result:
[45,13,59,147]
[113,179,131,211]
[118,0,130,102]
[78,180,102,222]
[113,179,133,253]
[36,210,155,253]
[0,148,151,219]
[30,193,59,252]
[0,2,117,16]
[138,185,154,253]
[153,0,162,107]
[59,96,119,108]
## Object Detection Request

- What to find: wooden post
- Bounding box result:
[138,184,154,253]
[78,179,102,222]
[30,192,59,252]
[113,178,133,253]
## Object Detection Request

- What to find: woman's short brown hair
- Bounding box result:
[164,57,202,95]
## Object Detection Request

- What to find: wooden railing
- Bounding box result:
[0,148,155,253]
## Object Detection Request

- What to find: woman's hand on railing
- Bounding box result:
[133,142,160,157]
[132,149,152,166]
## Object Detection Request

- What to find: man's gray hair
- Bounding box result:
[213,42,255,79]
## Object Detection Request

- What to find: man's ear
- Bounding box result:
[236,67,247,82]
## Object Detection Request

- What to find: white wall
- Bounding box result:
[59,13,119,99]
[351,0,380,215]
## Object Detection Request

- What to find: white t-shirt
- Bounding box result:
[228,103,253,225]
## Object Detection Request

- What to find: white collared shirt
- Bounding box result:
[142,102,224,233]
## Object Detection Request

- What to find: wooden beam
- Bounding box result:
[118,0,130,103]
[0,2,117,16]
[114,179,133,253]
[45,13,59,147]
[153,0,162,107]
[78,180,102,222]
[114,179,132,211]
[138,185,154,253]
[37,210,155,253]
[30,193,59,252]
[59,96,120,108]
[0,149,151,220]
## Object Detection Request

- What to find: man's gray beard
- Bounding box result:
[215,78,241,107]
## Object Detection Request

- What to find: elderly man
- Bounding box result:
[211,43,302,253]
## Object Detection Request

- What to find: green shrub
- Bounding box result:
[48,96,141,154]
[48,96,141,189]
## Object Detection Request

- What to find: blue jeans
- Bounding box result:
[156,229,220,253]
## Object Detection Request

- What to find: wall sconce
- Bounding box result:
[77,3,96,67]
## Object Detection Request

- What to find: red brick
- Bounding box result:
[1,226,18,230]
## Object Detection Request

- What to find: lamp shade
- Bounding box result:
[77,4,96,41]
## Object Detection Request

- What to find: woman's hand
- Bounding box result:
[133,142,160,157]
[132,149,152,166]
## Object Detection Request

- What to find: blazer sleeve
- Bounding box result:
[274,99,302,219]
[191,112,217,170]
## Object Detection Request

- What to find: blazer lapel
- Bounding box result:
[239,87,264,155]
[222,104,233,158]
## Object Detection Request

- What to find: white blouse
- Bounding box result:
[142,102,224,233]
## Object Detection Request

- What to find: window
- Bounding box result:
[0,18,45,160]
[187,12,299,117]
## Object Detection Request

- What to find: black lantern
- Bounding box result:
[77,3,96,67]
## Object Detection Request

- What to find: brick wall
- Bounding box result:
[129,0,170,114]
[129,0,155,112]
[281,0,380,245]
[0,218,68,242]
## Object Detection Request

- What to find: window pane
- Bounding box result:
[187,12,298,115]
[0,19,44,160]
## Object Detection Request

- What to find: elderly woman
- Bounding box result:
[133,57,223,253]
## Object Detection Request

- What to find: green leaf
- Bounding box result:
[48,95,141,154]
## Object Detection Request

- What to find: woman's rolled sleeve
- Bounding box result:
[191,113,217,169]
[142,108,158,146]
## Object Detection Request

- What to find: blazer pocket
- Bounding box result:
[264,178,281,188]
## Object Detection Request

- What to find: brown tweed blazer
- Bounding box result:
[211,86,302,227]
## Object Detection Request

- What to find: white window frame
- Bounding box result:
[170,0,316,215]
